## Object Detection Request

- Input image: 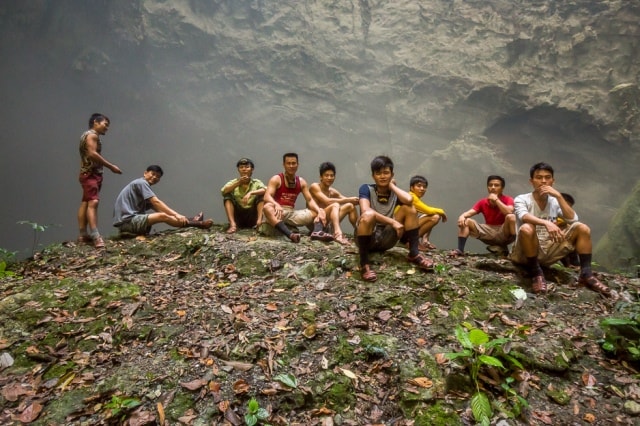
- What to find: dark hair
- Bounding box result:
[88,113,109,128]
[319,162,336,175]
[487,175,505,187]
[370,155,394,173]
[236,158,255,168]
[410,175,428,187]
[283,153,298,162]
[529,162,554,178]
[146,165,164,177]
[560,192,575,206]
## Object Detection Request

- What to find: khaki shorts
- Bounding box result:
[509,222,579,266]
[281,207,314,227]
[117,215,151,236]
[469,221,515,246]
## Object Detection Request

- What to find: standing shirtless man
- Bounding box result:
[77,113,121,249]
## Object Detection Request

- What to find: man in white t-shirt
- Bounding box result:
[509,162,610,296]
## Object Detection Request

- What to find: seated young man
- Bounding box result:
[356,155,434,282]
[451,175,516,257]
[262,153,332,243]
[113,165,213,236]
[509,162,610,296]
[220,158,266,234]
[408,175,447,250]
[309,161,359,245]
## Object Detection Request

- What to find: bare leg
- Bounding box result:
[223,200,237,233]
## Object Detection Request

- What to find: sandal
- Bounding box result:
[334,233,351,245]
[289,233,301,243]
[310,231,334,242]
[407,253,434,271]
[531,275,547,294]
[424,241,437,250]
[192,212,204,222]
[77,235,92,244]
[447,249,464,258]
[226,225,237,234]
[578,275,611,297]
[93,235,105,249]
[361,264,377,282]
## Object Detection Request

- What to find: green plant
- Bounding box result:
[497,376,529,418]
[445,323,525,426]
[244,397,270,426]
[17,220,59,257]
[0,248,19,279]
[103,394,141,419]
[600,316,640,362]
[434,263,450,275]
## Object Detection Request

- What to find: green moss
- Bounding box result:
[30,389,91,426]
[412,402,462,425]
[166,390,197,422]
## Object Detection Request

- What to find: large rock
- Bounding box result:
[594,179,640,272]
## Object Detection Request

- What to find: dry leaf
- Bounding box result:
[180,379,208,390]
[157,402,165,425]
[582,373,597,387]
[221,360,254,371]
[16,401,43,423]
[583,413,596,423]
[233,379,251,394]
[377,310,392,322]
[407,377,433,388]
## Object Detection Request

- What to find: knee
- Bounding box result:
[505,214,515,225]
[518,223,535,238]
[576,222,591,236]
[360,209,376,224]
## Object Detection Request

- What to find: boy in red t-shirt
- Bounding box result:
[450,175,516,256]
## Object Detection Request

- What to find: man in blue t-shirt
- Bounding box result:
[356,155,434,282]
[113,165,213,236]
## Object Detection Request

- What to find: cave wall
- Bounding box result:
[0,0,639,261]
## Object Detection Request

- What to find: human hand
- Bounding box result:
[176,214,188,226]
[545,222,564,243]
[441,213,448,223]
[392,220,404,237]
[239,175,251,185]
[457,215,467,227]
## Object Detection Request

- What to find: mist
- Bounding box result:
[1,1,638,260]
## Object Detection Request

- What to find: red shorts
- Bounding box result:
[79,172,103,202]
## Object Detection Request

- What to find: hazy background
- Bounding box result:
[1,1,638,260]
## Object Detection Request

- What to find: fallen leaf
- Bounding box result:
[180,378,208,390]
[233,378,251,394]
[377,310,392,322]
[407,377,433,388]
[582,373,597,387]
[221,360,254,371]
[16,401,43,423]
[157,403,165,425]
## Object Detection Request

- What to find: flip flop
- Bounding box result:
[226,225,237,234]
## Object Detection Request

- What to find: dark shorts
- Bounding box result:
[223,196,262,228]
[79,172,103,202]
[356,225,399,252]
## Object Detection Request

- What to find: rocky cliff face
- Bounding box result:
[1,0,638,267]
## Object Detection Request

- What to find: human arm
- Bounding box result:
[148,196,188,225]
[301,179,326,224]
[390,180,413,205]
[488,193,515,216]
[85,133,121,174]
[538,185,576,222]
[457,208,478,228]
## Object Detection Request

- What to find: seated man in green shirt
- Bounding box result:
[220,158,266,233]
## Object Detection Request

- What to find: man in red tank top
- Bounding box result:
[262,153,333,243]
